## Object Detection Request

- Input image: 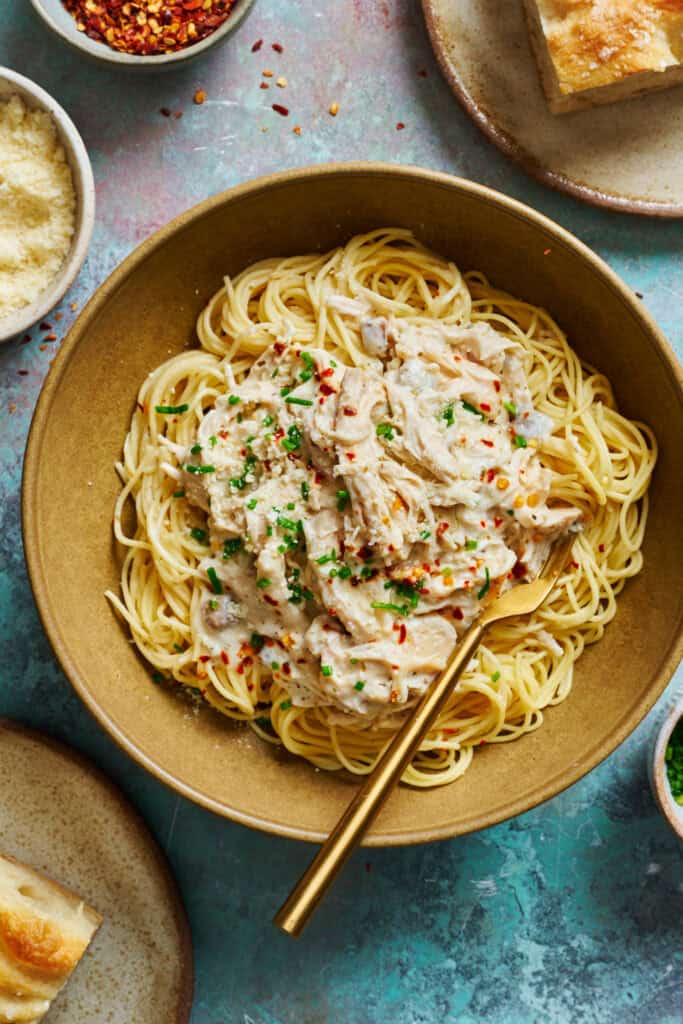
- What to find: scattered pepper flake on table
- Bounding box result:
[272,41,283,53]
[60,0,238,56]
[329,102,339,116]
[396,121,405,130]
[194,89,207,105]
[276,76,287,88]
[292,125,302,135]
[272,103,289,117]
[251,37,263,52]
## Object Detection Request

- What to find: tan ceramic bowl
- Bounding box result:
[23,165,683,845]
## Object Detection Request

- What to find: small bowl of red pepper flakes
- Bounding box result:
[29,0,257,68]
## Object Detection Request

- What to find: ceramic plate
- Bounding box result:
[22,165,683,846]
[422,0,683,217]
[0,720,193,1022]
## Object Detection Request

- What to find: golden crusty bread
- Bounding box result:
[0,854,101,1024]
[523,0,683,113]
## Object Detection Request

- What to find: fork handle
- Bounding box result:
[273,618,487,937]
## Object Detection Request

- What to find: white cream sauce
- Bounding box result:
[174,310,580,723]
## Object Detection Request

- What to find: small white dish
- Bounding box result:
[648,690,683,841]
[29,0,256,71]
[0,67,95,344]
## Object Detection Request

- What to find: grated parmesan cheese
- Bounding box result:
[0,95,76,321]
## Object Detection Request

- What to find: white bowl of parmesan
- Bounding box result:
[0,67,95,343]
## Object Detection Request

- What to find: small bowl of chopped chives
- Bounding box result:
[0,67,95,344]
[649,692,683,841]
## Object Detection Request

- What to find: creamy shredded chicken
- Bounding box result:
[179,312,580,722]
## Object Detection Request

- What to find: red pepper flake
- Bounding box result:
[220,651,229,665]
[453,607,464,621]
[21,335,31,344]
[237,661,245,675]
[218,429,229,440]
[272,103,289,116]
[494,516,503,528]
[17,370,28,376]
[62,0,238,56]
[260,82,269,89]
[543,248,552,256]
[436,521,449,536]
[39,344,48,352]
[45,333,58,341]
[9,403,16,414]
[174,110,183,119]
[292,125,302,135]
[480,520,487,529]
[314,470,325,485]
[40,322,52,331]
[272,41,283,52]
[398,624,407,644]
[55,313,63,321]
[481,439,494,448]
[598,543,605,553]
[321,367,334,378]
[247,682,254,690]
[389,689,399,703]
[342,406,357,416]
[320,382,336,396]
[486,468,497,484]
[346,452,356,461]
[273,341,286,355]
[274,427,285,440]
[512,561,527,579]
[494,380,501,392]
[199,654,210,663]
[396,122,405,130]
[194,89,207,105]
[480,402,491,412]
[282,662,291,676]
[264,594,279,606]
[160,107,172,117]
[251,38,263,52]
[571,561,579,569]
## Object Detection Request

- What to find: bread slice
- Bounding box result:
[0,854,101,1024]
[522,0,683,113]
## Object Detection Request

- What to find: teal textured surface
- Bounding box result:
[1,2,682,1022]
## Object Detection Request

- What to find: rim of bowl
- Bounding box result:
[0,67,95,344]
[22,163,683,845]
[28,0,257,68]
[651,697,683,840]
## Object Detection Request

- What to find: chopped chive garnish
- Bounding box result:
[250,632,265,652]
[465,539,478,551]
[255,715,271,728]
[209,435,217,447]
[513,434,528,448]
[223,537,243,559]
[186,464,216,474]
[152,671,166,683]
[277,544,286,553]
[503,401,518,417]
[246,498,257,510]
[376,423,394,441]
[350,658,359,665]
[272,368,279,378]
[507,509,515,516]
[209,598,218,610]
[256,577,271,589]
[280,699,292,710]
[270,661,280,671]
[173,643,184,652]
[321,665,333,677]
[442,405,454,427]
[300,351,315,371]
[315,549,337,565]
[173,490,186,498]
[277,515,298,532]
[360,566,375,579]
[330,359,337,368]
[420,529,431,541]
[477,567,491,600]
[301,481,310,500]
[190,527,209,545]
[354,680,365,691]
[337,565,352,580]
[207,567,223,595]
[336,489,350,512]
[285,396,314,407]
[281,424,302,452]
[190,443,202,454]
[491,671,501,682]
[371,601,410,615]
[266,525,273,536]
[280,386,292,397]
[228,395,241,405]
[155,403,188,414]
[263,414,275,428]
[286,502,295,510]
[462,400,485,420]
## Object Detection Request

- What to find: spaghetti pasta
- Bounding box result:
[107,229,656,787]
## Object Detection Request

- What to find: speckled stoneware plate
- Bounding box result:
[0,720,193,1022]
[422,0,683,217]
[22,164,683,846]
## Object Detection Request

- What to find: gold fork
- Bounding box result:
[273,532,574,937]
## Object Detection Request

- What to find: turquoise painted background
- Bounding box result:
[1,2,682,1021]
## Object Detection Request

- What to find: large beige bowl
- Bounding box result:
[23,165,683,845]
